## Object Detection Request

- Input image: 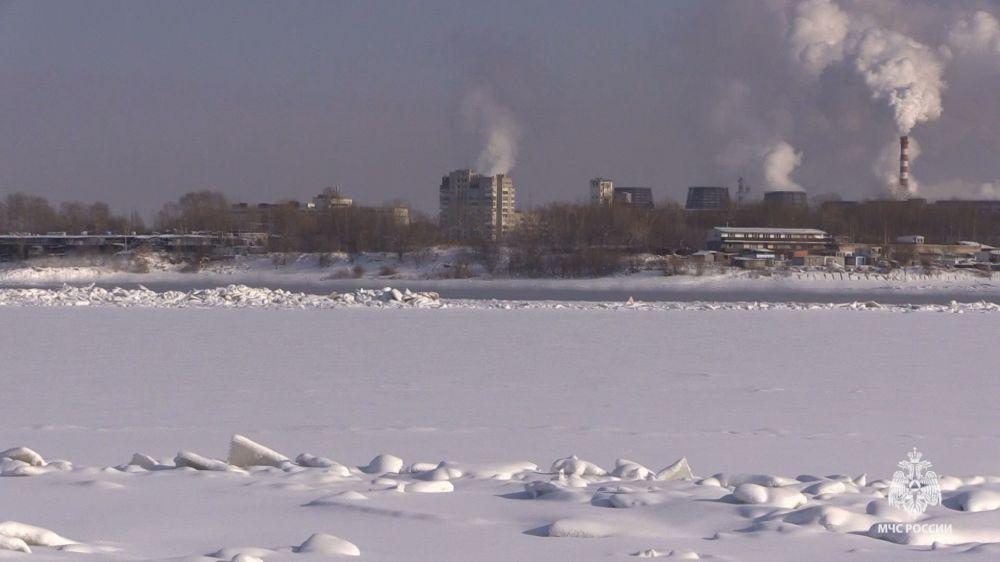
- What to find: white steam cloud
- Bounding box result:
[788,0,849,75]
[949,11,1000,55]
[460,87,522,176]
[788,0,946,134]
[762,141,804,191]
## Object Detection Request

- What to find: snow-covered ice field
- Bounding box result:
[2,296,1000,560]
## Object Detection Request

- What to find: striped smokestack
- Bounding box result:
[899,135,910,194]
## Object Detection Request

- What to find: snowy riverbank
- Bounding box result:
[1,283,1000,312]
[1,251,997,297]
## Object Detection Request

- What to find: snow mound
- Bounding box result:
[945,488,1000,512]
[294,533,360,556]
[228,434,289,468]
[404,480,454,493]
[545,518,615,538]
[801,479,848,495]
[551,455,606,477]
[733,483,807,508]
[460,461,538,479]
[209,546,277,559]
[0,452,71,477]
[610,458,654,480]
[781,505,878,533]
[361,453,403,475]
[633,549,702,559]
[0,521,75,547]
[414,461,462,481]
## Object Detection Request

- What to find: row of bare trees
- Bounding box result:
[0,193,144,235]
[509,199,1000,253]
[150,191,438,257]
[4,189,998,264]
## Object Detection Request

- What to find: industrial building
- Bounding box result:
[612,187,654,209]
[685,186,730,210]
[439,169,516,241]
[308,190,354,210]
[763,190,808,206]
[706,226,833,255]
[590,178,613,206]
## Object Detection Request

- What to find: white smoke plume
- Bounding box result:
[949,11,1000,55]
[762,141,804,191]
[460,86,522,176]
[788,0,849,74]
[788,0,946,134]
[874,135,921,197]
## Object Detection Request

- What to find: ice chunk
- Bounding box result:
[655,457,693,481]
[128,453,159,470]
[0,446,46,467]
[295,454,351,475]
[1,459,43,477]
[228,434,289,468]
[0,535,30,553]
[294,533,360,556]
[174,451,233,472]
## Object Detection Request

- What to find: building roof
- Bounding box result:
[712,227,827,235]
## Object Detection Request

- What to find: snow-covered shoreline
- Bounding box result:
[1,283,999,313]
[1,251,997,294]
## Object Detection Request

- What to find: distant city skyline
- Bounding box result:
[1,1,999,217]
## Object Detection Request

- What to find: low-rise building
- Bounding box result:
[707,226,833,256]
[310,190,353,209]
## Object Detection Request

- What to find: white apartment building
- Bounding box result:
[439,169,516,241]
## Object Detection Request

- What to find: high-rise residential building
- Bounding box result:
[439,169,516,241]
[590,177,614,206]
[686,186,731,210]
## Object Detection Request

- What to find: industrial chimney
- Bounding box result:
[899,136,910,194]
